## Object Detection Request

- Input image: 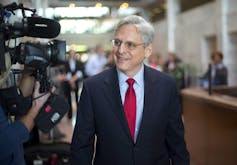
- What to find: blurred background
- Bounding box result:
[1,0,237,165]
[2,0,237,86]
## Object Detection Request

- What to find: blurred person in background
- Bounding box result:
[199,51,228,87]
[164,52,186,90]
[85,44,107,77]
[103,50,115,70]
[163,52,182,73]
[147,53,164,71]
[62,49,84,119]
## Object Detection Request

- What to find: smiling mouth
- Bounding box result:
[117,57,129,62]
[116,54,129,60]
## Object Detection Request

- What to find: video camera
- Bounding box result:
[0,2,69,133]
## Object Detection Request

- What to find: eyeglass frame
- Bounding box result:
[111,39,145,50]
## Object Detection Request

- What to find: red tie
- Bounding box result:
[124,78,136,140]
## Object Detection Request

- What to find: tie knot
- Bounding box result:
[126,78,135,87]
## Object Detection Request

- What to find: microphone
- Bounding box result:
[26,17,61,38]
[13,17,61,38]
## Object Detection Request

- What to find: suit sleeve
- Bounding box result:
[70,82,95,165]
[165,84,190,165]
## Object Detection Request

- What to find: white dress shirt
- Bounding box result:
[117,64,145,142]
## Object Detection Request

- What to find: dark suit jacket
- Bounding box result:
[71,65,190,165]
[212,65,228,85]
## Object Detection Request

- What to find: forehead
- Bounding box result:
[115,24,142,40]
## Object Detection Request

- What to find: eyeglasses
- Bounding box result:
[111,39,144,50]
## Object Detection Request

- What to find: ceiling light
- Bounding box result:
[69,3,75,8]
[54,7,109,18]
[95,2,103,8]
[120,3,129,9]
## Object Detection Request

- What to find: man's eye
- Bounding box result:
[126,42,135,49]
[114,40,121,46]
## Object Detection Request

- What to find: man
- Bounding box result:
[85,44,107,77]
[200,51,228,87]
[71,15,190,165]
[0,54,51,165]
[62,49,84,119]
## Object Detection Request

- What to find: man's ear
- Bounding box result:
[144,44,153,58]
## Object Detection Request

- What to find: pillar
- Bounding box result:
[167,0,180,52]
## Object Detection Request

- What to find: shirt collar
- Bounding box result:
[117,64,144,87]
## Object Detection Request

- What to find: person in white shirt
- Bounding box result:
[85,44,107,77]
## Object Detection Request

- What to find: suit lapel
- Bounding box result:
[102,67,132,140]
[135,66,155,144]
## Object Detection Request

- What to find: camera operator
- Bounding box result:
[0,54,53,164]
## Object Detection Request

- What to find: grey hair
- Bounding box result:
[114,15,155,47]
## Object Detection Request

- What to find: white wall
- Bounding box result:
[153,1,237,86]
[153,20,168,58]
[154,2,217,74]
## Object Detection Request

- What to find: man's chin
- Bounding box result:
[116,63,128,71]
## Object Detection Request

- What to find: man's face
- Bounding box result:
[213,54,222,64]
[112,24,152,77]
[69,50,76,59]
[96,46,104,56]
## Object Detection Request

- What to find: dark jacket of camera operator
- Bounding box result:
[0,104,29,165]
[0,55,51,165]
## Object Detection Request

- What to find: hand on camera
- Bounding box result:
[31,81,51,115]
[21,81,55,132]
